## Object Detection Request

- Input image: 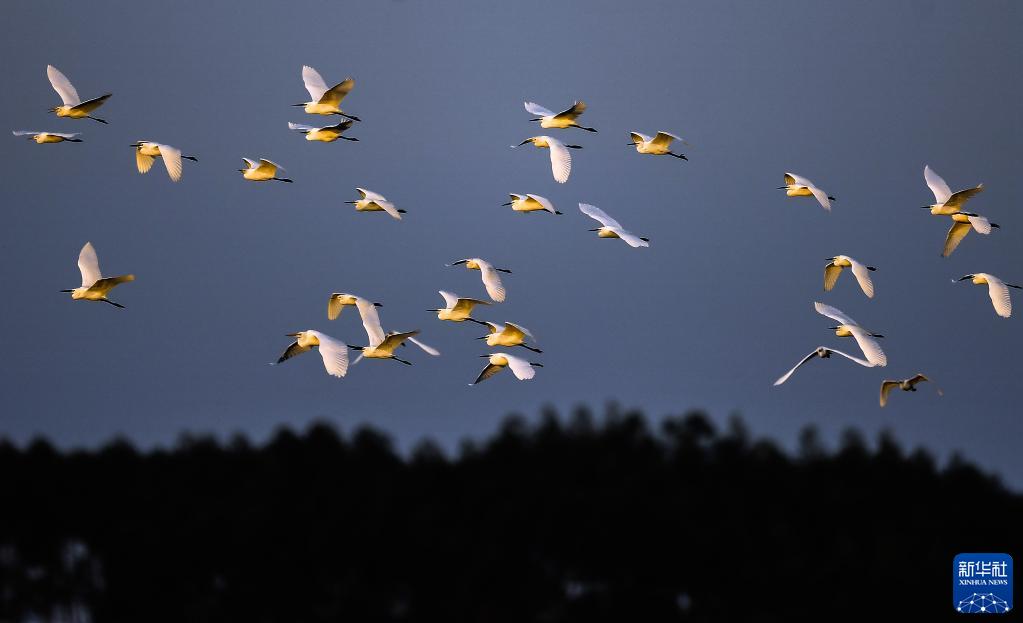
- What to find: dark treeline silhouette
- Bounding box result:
[1,406,1019,622]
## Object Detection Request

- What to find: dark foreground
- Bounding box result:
[1,407,1019,622]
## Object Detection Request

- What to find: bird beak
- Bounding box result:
[343,201,356,204]
[285,332,300,337]
[501,202,512,206]
[919,206,932,209]
[479,354,490,358]
[588,228,599,232]
[513,140,530,147]
[776,186,788,190]
[626,142,636,146]
[954,275,972,282]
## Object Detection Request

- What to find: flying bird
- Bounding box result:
[274,330,349,378]
[578,203,649,247]
[471,353,543,385]
[429,291,489,324]
[780,173,834,211]
[447,258,511,302]
[288,120,358,142]
[954,273,1021,318]
[239,158,292,183]
[627,131,687,159]
[294,66,359,120]
[773,346,874,386]
[502,193,561,214]
[477,322,541,353]
[814,302,887,366]
[921,165,983,215]
[342,295,438,363]
[939,212,999,257]
[524,101,596,132]
[60,242,134,308]
[46,65,111,123]
[512,136,579,183]
[132,142,197,182]
[13,130,81,144]
[343,188,405,219]
[880,374,941,407]
[824,255,877,298]
[327,292,382,321]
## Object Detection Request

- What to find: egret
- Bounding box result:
[824,255,877,298]
[471,353,543,385]
[274,330,349,378]
[779,173,834,211]
[502,193,561,214]
[343,188,405,219]
[239,158,292,183]
[512,136,579,183]
[627,131,687,159]
[294,66,359,121]
[447,258,511,302]
[288,120,358,142]
[13,130,81,144]
[60,242,134,308]
[921,165,983,215]
[429,291,489,324]
[940,212,999,257]
[578,203,649,248]
[46,65,111,123]
[477,322,542,353]
[814,302,887,366]
[773,346,874,386]
[327,292,382,321]
[954,273,1021,318]
[524,101,596,132]
[880,374,941,407]
[342,294,439,363]
[132,142,198,182]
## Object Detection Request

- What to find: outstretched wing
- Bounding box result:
[472,363,503,385]
[256,159,281,176]
[302,65,329,102]
[356,187,387,202]
[986,276,1012,318]
[554,100,586,120]
[526,194,557,214]
[408,337,440,356]
[73,94,111,113]
[524,101,555,117]
[319,78,354,107]
[923,165,952,204]
[157,144,183,182]
[327,294,347,321]
[355,297,386,347]
[824,263,842,292]
[614,229,649,248]
[813,301,858,326]
[773,350,818,386]
[827,347,875,368]
[136,150,155,174]
[439,290,459,309]
[847,326,887,366]
[849,260,875,298]
[78,242,102,287]
[944,185,983,209]
[808,186,831,211]
[651,131,679,148]
[942,221,971,257]
[308,331,349,378]
[47,65,80,106]
[453,297,490,314]
[966,214,992,235]
[546,136,572,183]
[879,381,899,407]
[478,260,506,302]
[288,122,318,132]
[630,131,653,143]
[503,322,534,341]
[502,353,537,380]
[379,330,418,352]
[578,203,621,229]
[370,201,402,220]
[276,341,311,365]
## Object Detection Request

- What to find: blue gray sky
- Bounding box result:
[2,1,1021,485]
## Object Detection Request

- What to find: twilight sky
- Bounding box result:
[2,1,1021,486]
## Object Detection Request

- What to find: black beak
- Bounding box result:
[501,202,512,206]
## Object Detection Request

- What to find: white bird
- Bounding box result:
[327,292,382,321]
[578,203,649,248]
[824,255,877,298]
[288,120,358,143]
[343,188,405,219]
[922,165,983,216]
[773,346,874,386]
[880,374,941,407]
[477,322,541,353]
[46,65,111,123]
[779,172,834,211]
[939,212,999,258]
[627,131,687,160]
[328,293,439,361]
[274,330,349,378]
[60,242,134,308]
[447,258,511,302]
[954,273,1021,318]
[471,352,543,385]
[524,101,596,132]
[814,302,887,366]
[429,291,489,324]
[512,136,580,183]
[502,193,561,215]
[131,142,198,182]
[13,130,82,144]
[294,66,359,120]
[239,158,292,183]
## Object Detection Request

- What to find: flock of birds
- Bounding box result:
[17,64,1020,404]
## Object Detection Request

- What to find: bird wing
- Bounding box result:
[503,322,533,341]
[849,259,875,298]
[879,381,899,407]
[379,330,418,352]
[924,165,952,204]
[73,94,111,113]
[545,136,572,183]
[355,297,386,346]
[554,100,585,120]
[308,331,349,378]
[472,363,503,385]
[785,172,813,187]
[944,185,983,209]
[823,263,842,292]
[47,65,81,106]
[525,194,557,214]
[370,201,402,220]
[483,322,501,334]
[847,326,887,366]
[630,131,653,143]
[356,187,387,201]
[578,203,621,229]
[157,144,183,182]
[319,78,354,107]
[78,242,102,286]
[524,101,555,117]
[907,374,930,386]
[651,131,680,148]
[966,214,992,234]
[408,336,440,356]
[614,228,649,248]
[277,341,312,364]
[478,261,506,302]
[773,350,819,386]
[90,274,134,292]
[453,297,490,314]
[242,158,257,170]
[327,119,354,133]
[942,221,972,257]
[256,159,281,176]
[136,150,155,174]
[301,65,329,102]
[439,290,459,309]
[813,301,858,326]
[808,185,831,211]
[827,347,875,367]
[288,122,318,132]
[327,294,346,321]
[502,353,537,380]
[985,276,1012,318]
[12,130,40,136]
